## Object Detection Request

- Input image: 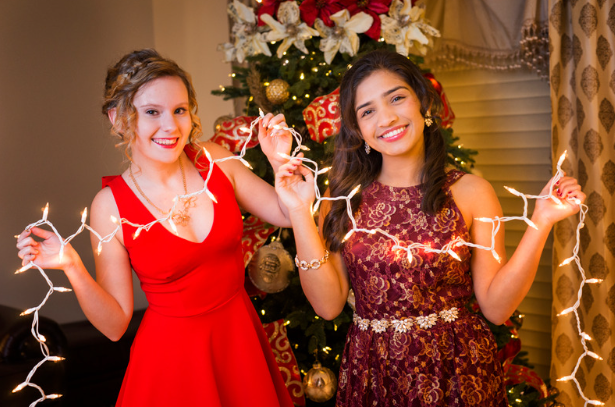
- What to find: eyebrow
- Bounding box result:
[135,102,189,109]
[355,85,409,113]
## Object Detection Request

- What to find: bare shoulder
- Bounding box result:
[449,172,501,226]
[202,141,234,160]
[451,172,494,197]
[91,186,122,234]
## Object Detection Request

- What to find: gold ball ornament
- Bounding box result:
[248,241,294,293]
[213,115,233,133]
[302,361,337,402]
[265,79,290,105]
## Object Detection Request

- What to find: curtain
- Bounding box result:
[549,1,615,405]
[424,0,549,78]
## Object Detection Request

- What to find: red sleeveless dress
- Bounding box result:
[337,170,507,406]
[102,150,293,407]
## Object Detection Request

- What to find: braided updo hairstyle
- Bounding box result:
[102,49,203,162]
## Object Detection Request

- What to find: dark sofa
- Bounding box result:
[0,305,144,407]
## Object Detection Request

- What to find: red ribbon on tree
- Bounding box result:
[302,88,341,143]
[262,320,306,406]
[210,116,260,153]
[422,72,455,129]
[497,322,548,398]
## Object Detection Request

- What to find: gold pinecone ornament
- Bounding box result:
[265,79,290,105]
[302,360,337,402]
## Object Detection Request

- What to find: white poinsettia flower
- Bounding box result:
[219,0,271,63]
[380,0,440,56]
[315,10,373,64]
[260,1,320,58]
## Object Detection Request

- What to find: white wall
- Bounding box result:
[152,0,233,137]
[0,0,231,324]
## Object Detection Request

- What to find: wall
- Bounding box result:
[0,0,231,324]
[152,0,234,137]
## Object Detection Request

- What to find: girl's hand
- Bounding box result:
[16,227,76,270]
[533,175,585,228]
[275,156,316,213]
[258,113,293,171]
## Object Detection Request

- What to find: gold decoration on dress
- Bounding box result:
[265,78,291,105]
[303,360,337,402]
[353,307,459,333]
[129,158,196,227]
[248,240,294,293]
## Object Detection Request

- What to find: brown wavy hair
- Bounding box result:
[102,49,203,163]
[322,49,447,252]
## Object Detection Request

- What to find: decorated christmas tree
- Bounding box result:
[211,1,557,406]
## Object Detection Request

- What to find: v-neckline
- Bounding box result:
[118,166,216,245]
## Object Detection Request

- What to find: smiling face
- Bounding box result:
[354,69,426,163]
[130,76,192,165]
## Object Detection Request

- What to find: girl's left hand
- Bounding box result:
[533,175,585,228]
[258,113,293,170]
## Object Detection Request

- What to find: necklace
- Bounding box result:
[129,158,196,227]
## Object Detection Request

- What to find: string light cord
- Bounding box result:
[14,112,598,405]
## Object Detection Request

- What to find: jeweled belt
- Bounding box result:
[353,307,460,333]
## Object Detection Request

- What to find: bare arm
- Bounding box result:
[453,174,584,324]
[16,188,134,341]
[275,159,350,320]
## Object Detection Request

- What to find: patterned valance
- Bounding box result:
[423,0,549,79]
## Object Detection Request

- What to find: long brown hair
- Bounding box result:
[102,49,203,163]
[322,49,447,252]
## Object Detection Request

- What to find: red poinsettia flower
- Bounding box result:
[346,0,392,40]
[256,0,285,26]
[299,0,350,27]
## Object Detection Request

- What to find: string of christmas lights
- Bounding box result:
[14,112,597,405]
[13,205,69,406]
[554,200,603,406]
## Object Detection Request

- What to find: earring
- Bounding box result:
[364,142,371,154]
[424,112,433,127]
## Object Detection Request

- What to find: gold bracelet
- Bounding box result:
[295,250,329,271]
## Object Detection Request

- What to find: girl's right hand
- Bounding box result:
[275,156,316,213]
[16,227,76,270]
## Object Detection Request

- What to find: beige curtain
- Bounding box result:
[424,0,549,78]
[549,1,615,405]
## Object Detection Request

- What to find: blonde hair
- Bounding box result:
[102,49,203,162]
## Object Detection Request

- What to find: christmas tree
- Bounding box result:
[212,1,557,406]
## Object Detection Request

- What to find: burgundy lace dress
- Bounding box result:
[337,170,507,407]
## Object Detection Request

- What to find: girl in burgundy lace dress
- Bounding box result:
[275,49,584,406]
